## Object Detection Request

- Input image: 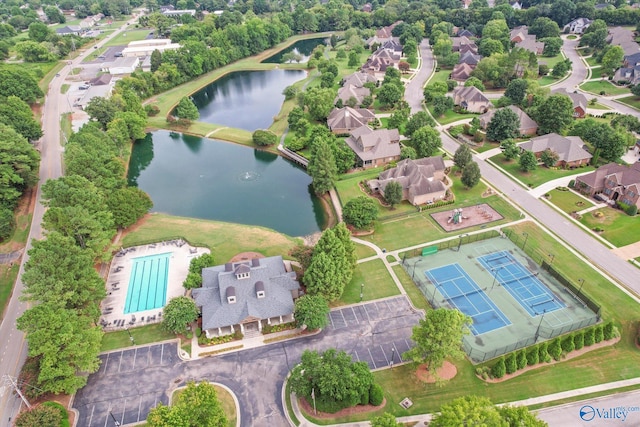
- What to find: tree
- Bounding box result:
[384,181,403,209]
[15,403,62,427]
[147,382,227,427]
[631,84,640,97]
[487,108,520,142]
[478,38,504,57]
[530,17,560,38]
[15,41,56,62]
[431,396,548,427]
[453,144,472,169]
[162,296,199,334]
[294,295,330,330]
[412,126,441,158]
[44,6,65,24]
[388,106,410,130]
[519,150,537,172]
[0,124,40,209]
[252,129,277,146]
[432,95,454,118]
[505,79,529,104]
[405,111,435,137]
[541,37,562,57]
[175,96,199,121]
[348,51,359,67]
[28,22,51,42]
[377,82,404,108]
[105,187,153,229]
[86,97,120,129]
[289,349,375,412]
[464,77,486,91]
[304,87,335,121]
[551,59,571,78]
[540,149,559,167]
[0,69,43,103]
[535,94,574,135]
[342,196,378,229]
[403,308,471,378]
[601,45,624,76]
[461,161,481,188]
[401,146,417,160]
[307,137,337,195]
[500,139,520,161]
[572,119,627,162]
[371,413,402,427]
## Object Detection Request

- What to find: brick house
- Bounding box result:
[344,125,401,169]
[479,105,538,136]
[519,133,592,168]
[575,162,640,208]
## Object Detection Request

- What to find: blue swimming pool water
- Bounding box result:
[124,253,171,314]
[426,263,511,335]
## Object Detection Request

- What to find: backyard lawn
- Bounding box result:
[546,188,594,214]
[579,207,640,247]
[490,155,594,188]
[580,81,630,96]
[337,259,400,306]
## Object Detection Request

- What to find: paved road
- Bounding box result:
[537,389,640,426]
[0,17,138,425]
[406,39,434,114]
[72,297,421,426]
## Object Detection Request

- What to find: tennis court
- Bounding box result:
[478,251,565,317]
[124,253,171,314]
[426,263,511,335]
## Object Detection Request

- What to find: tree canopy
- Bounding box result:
[294,295,330,331]
[308,137,338,195]
[461,161,481,189]
[533,94,574,135]
[453,144,472,169]
[147,382,227,427]
[162,296,199,334]
[487,108,520,142]
[342,196,378,229]
[431,396,548,427]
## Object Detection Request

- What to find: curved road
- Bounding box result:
[0,17,138,425]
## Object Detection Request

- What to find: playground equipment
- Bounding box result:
[447,208,468,224]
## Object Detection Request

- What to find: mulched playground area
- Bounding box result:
[430,203,503,232]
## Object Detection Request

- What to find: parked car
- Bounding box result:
[115,51,123,57]
[79,84,90,90]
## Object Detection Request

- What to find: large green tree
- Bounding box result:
[403,308,471,378]
[294,295,330,330]
[504,79,527,105]
[412,126,442,158]
[534,94,574,135]
[147,382,227,427]
[487,108,520,142]
[105,187,153,229]
[519,150,538,172]
[571,118,627,161]
[86,97,121,130]
[0,124,40,210]
[162,296,199,334]
[342,196,378,229]
[377,82,404,108]
[175,96,200,121]
[303,87,335,121]
[600,45,624,76]
[461,161,481,189]
[307,137,337,195]
[384,181,403,209]
[453,144,472,169]
[405,111,435,137]
[431,396,548,427]
[371,413,402,427]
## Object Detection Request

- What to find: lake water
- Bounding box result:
[262,37,327,63]
[128,131,326,236]
[190,69,306,131]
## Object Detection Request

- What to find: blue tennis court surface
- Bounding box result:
[125,253,171,314]
[425,263,511,335]
[478,251,565,316]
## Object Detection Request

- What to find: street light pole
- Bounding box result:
[576,278,585,300]
[534,310,547,341]
[548,253,555,265]
[109,411,121,426]
[490,267,503,291]
[126,328,135,346]
[360,283,364,303]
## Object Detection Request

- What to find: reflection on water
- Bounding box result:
[262,38,327,63]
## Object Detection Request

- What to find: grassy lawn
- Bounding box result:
[538,76,559,86]
[101,324,176,352]
[392,264,429,312]
[336,259,400,306]
[354,241,377,259]
[425,69,450,86]
[588,101,611,110]
[585,56,599,67]
[120,214,300,263]
[579,208,640,247]
[61,113,72,145]
[546,188,594,214]
[617,95,640,111]
[148,119,256,147]
[0,211,31,319]
[567,35,578,40]
[104,29,152,47]
[541,53,565,69]
[580,81,630,96]
[490,155,595,188]
[428,105,477,125]
[589,68,609,79]
[474,140,501,153]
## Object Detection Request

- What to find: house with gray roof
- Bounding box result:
[479,105,538,136]
[452,86,492,113]
[607,27,640,56]
[564,18,592,34]
[335,84,371,106]
[56,25,83,36]
[192,256,300,338]
[613,66,640,85]
[575,162,640,208]
[516,36,545,55]
[342,72,377,88]
[327,107,376,134]
[519,133,592,168]
[345,125,401,169]
[451,63,474,82]
[623,52,640,68]
[552,88,588,118]
[368,157,448,206]
[458,50,482,66]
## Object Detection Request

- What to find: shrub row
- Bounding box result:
[478,322,617,380]
[197,330,244,346]
[262,321,296,334]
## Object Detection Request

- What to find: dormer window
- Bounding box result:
[233,263,251,280]
[236,272,250,279]
[257,291,265,298]
[226,286,236,304]
[255,281,265,299]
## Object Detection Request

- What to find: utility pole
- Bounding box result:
[1,375,31,409]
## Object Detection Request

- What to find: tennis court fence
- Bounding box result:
[543,261,602,318]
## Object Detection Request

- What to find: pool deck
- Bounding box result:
[100,240,210,331]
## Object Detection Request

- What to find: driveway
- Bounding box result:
[72,296,422,426]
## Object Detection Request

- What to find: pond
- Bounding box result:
[189,69,306,131]
[128,131,326,237]
[262,37,327,63]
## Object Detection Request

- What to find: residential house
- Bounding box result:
[563,18,592,34]
[380,39,403,55]
[623,52,640,68]
[607,27,640,56]
[192,256,301,338]
[366,22,402,46]
[362,3,372,12]
[457,29,475,38]
[335,84,371,106]
[162,9,197,17]
[519,133,592,168]
[361,48,401,80]
[451,63,474,82]
[613,66,640,85]
[344,125,401,169]
[368,157,448,206]
[452,36,473,52]
[459,43,479,55]
[575,162,640,208]
[462,0,473,9]
[56,25,83,36]
[478,105,538,136]
[511,1,523,10]
[327,107,376,134]
[551,88,588,118]
[79,14,104,28]
[342,72,377,88]
[458,51,482,66]
[452,86,492,113]
[516,36,545,55]
[101,57,140,75]
[510,26,529,43]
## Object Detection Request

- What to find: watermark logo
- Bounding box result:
[579,404,640,422]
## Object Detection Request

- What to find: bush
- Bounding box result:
[369,383,384,406]
[491,357,506,378]
[449,125,464,138]
[144,104,160,116]
[584,327,595,346]
[527,345,539,366]
[626,204,638,216]
[603,321,615,340]
[594,324,604,343]
[15,403,62,427]
[252,129,277,146]
[360,387,370,406]
[517,349,527,370]
[475,366,491,379]
[571,331,583,350]
[561,334,575,353]
[548,338,562,361]
[505,352,517,374]
[446,80,457,91]
[195,327,202,338]
[234,329,244,340]
[568,179,575,188]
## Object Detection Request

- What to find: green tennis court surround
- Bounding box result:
[124,253,171,314]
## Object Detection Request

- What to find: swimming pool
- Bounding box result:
[124,253,171,314]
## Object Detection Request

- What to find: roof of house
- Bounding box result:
[192,256,300,330]
[510,26,528,42]
[371,157,446,197]
[89,74,113,86]
[624,52,640,66]
[551,88,588,111]
[451,63,474,81]
[342,72,377,88]
[56,25,82,34]
[519,133,592,163]
[453,85,491,105]
[452,36,471,48]
[335,84,370,104]
[458,51,482,65]
[457,29,475,38]
[516,36,544,54]
[577,162,640,188]
[345,125,401,162]
[327,107,376,131]
[381,39,403,53]
[565,17,592,28]
[459,43,479,54]
[478,105,537,130]
[607,27,640,56]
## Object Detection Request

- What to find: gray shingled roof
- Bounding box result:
[370,157,446,198]
[192,256,299,331]
[345,125,401,162]
[327,107,376,132]
[335,84,371,104]
[519,133,592,163]
[478,105,537,131]
[551,88,588,111]
[577,162,640,189]
[342,72,377,88]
